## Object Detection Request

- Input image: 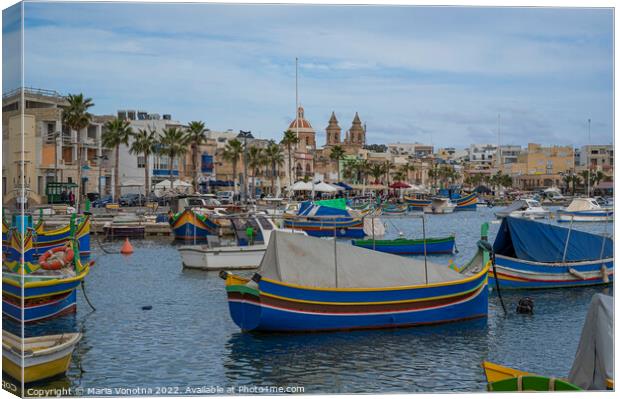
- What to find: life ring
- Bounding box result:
[39,245,74,270]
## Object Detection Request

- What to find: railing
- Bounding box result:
[2,87,64,100]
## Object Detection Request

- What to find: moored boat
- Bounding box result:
[405,192,477,211]
[423,198,456,214]
[2,331,81,384]
[380,203,408,215]
[489,217,613,289]
[494,199,550,219]
[557,198,613,222]
[283,200,365,238]
[352,235,455,255]
[169,208,219,241]
[222,230,490,332]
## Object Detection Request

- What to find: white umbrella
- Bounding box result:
[154,179,172,189]
[329,183,345,191]
[290,181,313,191]
[314,181,338,193]
[173,179,192,188]
[120,179,144,187]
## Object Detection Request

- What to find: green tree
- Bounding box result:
[369,163,384,184]
[158,127,188,190]
[102,118,133,202]
[222,139,244,195]
[263,142,284,196]
[280,130,299,188]
[62,93,94,210]
[129,128,157,198]
[185,121,207,192]
[329,145,346,182]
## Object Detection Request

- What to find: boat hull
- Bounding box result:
[557,210,613,222]
[169,209,218,241]
[180,246,266,270]
[282,218,365,238]
[352,236,455,255]
[225,267,489,332]
[490,255,614,289]
[406,192,477,211]
[2,291,77,323]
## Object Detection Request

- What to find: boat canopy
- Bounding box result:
[258,231,462,288]
[499,200,530,213]
[313,198,348,210]
[568,294,613,390]
[493,217,613,263]
[564,198,601,212]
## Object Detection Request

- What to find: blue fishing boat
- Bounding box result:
[223,231,489,332]
[381,203,408,215]
[489,217,613,289]
[352,235,456,255]
[283,201,365,238]
[169,208,219,240]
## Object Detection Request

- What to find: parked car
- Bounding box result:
[119,193,146,207]
[216,190,235,204]
[92,195,114,208]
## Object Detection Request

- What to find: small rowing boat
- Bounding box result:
[352,235,455,255]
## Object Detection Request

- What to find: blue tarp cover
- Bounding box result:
[298,201,351,217]
[493,217,613,263]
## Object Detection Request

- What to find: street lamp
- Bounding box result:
[237,130,254,203]
[96,154,109,197]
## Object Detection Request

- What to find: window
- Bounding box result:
[137,156,145,168]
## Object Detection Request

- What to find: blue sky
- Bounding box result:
[3,2,614,148]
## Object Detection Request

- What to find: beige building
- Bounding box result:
[507,143,575,190]
[2,88,113,206]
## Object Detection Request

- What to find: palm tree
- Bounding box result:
[342,159,358,182]
[102,118,133,202]
[158,127,188,190]
[328,145,346,182]
[369,164,384,184]
[280,129,299,188]
[129,128,157,198]
[263,142,284,196]
[222,139,244,195]
[383,161,395,186]
[247,146,264,200]
[62,93,94,211]
[185,121,207,192]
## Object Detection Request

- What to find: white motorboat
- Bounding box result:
[494,199,550,219]
[178,215,305,270]
[423,197,456,214]
[557,198,613,222]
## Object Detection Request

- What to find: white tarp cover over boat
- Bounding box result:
[568,293,613,390]
[564,198,601,212]
[258,231,462,288]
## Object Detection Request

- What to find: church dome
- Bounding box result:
[288,106,314,130]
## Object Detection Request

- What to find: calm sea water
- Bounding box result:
[11,206,613,394]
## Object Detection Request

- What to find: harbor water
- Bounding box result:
[11,206,613,394]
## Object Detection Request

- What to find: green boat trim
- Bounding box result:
[488,376,581,392]
[226,284,260,297]
[352,235,455,246]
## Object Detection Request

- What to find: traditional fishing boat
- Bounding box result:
[483,293,613,391]
[2,331,82,384]
[405,192,477,211]
[557,198,613,222]
[494,199,550,219]
[2,237,91,323]
[489,217,613,289]
[179,215,306,270]
[169,208,219,241]
[352,235,455,255]
[283,200,365,238]
[380,203,408,215]
[423,198,456,214]
[222,230,490,332]
[2,214,90,256]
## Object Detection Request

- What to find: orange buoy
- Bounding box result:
[120,237,134,255]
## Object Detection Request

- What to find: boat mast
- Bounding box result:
[587,118,591,197]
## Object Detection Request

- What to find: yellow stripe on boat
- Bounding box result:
[2,352,73,384]
[482,361,531,384]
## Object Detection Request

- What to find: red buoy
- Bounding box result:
[120,237,134,255]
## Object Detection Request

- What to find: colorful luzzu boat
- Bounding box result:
[405,192,478,211]
[380,204,408,215]
[222,231,490,332]
[283,201,365,238]
[169,208,219,241]
[352,235,456,255]
[2,214,90,257]
[2,236,91,323]
[489,217,613,289]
